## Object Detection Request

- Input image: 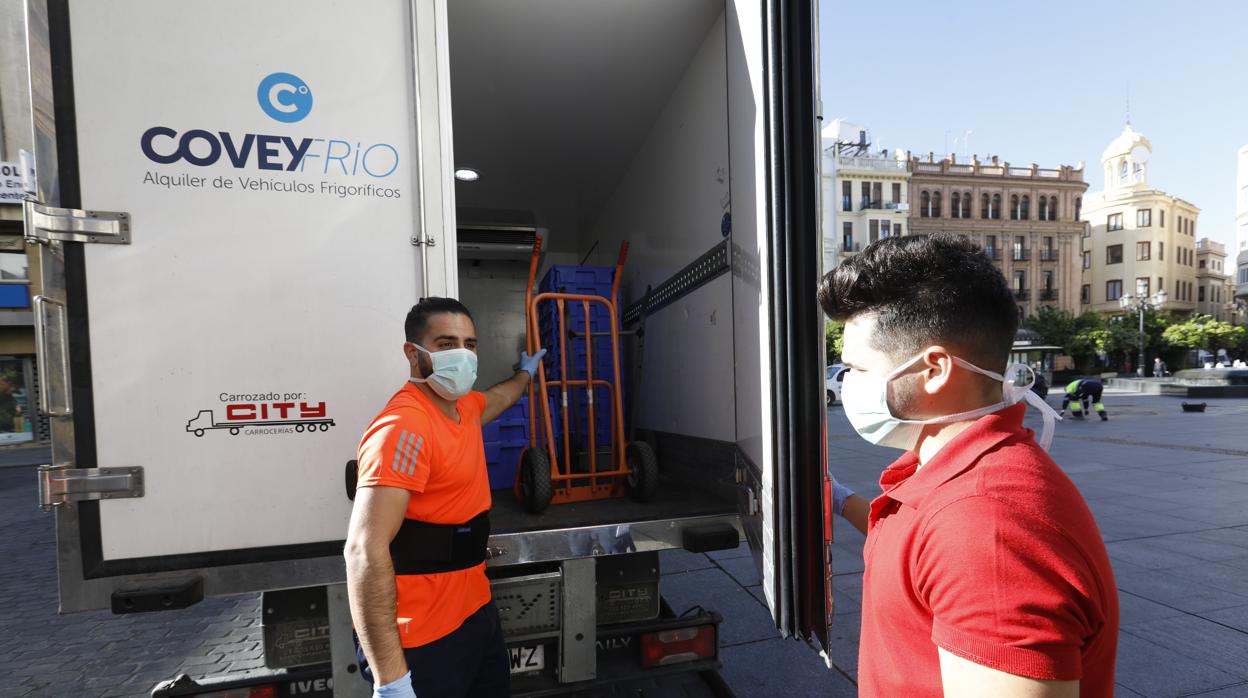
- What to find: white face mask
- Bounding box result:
[408,343,478,401]
[840,353,1059,452]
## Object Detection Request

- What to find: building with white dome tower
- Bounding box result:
[1080,125,1200,316]
[819,120,910,272]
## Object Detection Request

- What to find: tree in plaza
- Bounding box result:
[1069,314,1140,372]
[825,319,845,364]
[1163,315,1247,360]
[1023,305,1079,352]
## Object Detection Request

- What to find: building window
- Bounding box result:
[1042,270,1055,298]
[1014,270,1027,295]
[1191,220,1195,237]
[881,220,892,239]
[1107,244,1123,264]
[991,193,1001,220]
[1159,242,1164,261]
[981,193,991,219]
[869,219,880,243]
[1039,196,1049,221]
[871,182,882,208]
[1048,196,1058,221]
[951,192,961,219]
[1160,210,1165,227]
[1081,284,1091,304]
[932,191,942,217]
[892,182,901,204]
[1082,250,1091,269]
[962,191,972,218]
[861,182,871,210]
[1119,161,1129,186]
[1074,197,1082,221]
[1137,277,1150,296]
[1019,195,1030,221]
[1107,279,1123,301]
[1199,258,1206,269]
[1159,277,1164,296]
[1199,285,1206,302]
[842,181,852,211]
[921,191,931,218]
[1013,235,1028,261]
[842,222,853,251]
[1138,209,1151,227]
[1041,236,1055,261]
[0,253,32,310]
[1108,213,1123,231]
[985,234,998,260]
[1010,195,1020,220]
[1136,241,1151,261]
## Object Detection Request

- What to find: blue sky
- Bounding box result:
[819,0,1248,251]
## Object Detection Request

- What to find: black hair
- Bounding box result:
[404,297,474,343]
[817,234,1017,371]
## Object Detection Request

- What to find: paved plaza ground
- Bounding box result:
[2,392,1247,696]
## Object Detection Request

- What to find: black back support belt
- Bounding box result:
[390,510,491,575]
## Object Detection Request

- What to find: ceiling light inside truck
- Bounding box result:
[455,168,481,182]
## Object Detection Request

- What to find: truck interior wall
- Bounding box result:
[585,12,734,445]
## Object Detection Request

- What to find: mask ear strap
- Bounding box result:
[1023,389,1061,450]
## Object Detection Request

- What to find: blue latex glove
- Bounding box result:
[519,348,548,378]
[374,671,416,698]
[832,477,854,517]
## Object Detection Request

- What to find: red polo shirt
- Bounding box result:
[858,403,1118,697]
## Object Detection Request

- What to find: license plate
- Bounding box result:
[508,644,545,675]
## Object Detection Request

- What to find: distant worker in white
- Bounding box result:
[345,298,544,698]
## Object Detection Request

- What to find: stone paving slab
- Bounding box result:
[4,392,1248,697]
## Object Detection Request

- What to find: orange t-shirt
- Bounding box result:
[355,382,492,648]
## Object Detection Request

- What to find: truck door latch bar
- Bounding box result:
[23,200,132,245]
[38,465,145,512]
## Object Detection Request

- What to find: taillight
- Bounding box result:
[639,624,716,668]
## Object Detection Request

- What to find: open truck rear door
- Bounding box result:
[726,0,833,651]
[22,0,455,611]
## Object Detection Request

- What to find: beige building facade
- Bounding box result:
[1235,145,1248,313]
[1195,238,1233,322]
[1081,126,1199,316]
[906,153,1088,319]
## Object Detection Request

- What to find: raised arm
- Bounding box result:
[481,349,545,425]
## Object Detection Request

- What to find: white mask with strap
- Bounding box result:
[841,353,1061,452]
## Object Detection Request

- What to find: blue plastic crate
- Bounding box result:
[487,441,527,490]
[540,265,616,293]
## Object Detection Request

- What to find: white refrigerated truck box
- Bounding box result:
[19,0,831,692]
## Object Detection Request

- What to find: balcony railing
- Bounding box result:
[1040,288,1059,301]
[835,156,908,173]
[1040,250,1059,262]
[984,248,1001,261]
[1014,288,1031,301]
[885,202,910,211]
[1012,249,1030,262]
[840,243,861,255]
[860,199,884,210]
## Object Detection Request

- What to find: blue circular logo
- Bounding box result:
[257,72,313,123]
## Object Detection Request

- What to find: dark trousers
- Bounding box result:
[356,601,510,698]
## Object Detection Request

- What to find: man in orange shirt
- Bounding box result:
[345,297,544,698]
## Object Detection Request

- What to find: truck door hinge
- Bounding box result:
[23,200,132,245]
[38,465,145,512]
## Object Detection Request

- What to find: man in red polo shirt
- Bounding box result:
[820,235,1118,697]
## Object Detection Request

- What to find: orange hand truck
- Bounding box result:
[514,235,658,513]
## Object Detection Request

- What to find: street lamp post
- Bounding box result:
[1119,289,1169,378]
